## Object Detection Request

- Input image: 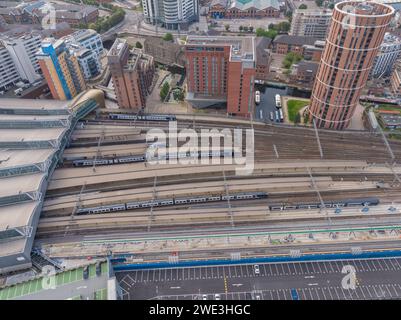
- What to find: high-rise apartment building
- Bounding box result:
[290,9,332,40]
[0,42,20,91]
[107,38,155,110]
[142,0,199,30]
[2,33,42,84]
[185,36,255,116]
[65,29,104,56]
[37,38,86,100]
[370,32,401,78]
[308,1,394,130]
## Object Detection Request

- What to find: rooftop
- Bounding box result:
[273,34,319,46]
[186,35,255,61]
[0,90,104,275]
[230,0,280,10]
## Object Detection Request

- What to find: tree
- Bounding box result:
[299,4,307,9]
[329,3,335,9]
[282,52,303,69]
[135,41,143,49]
[277,21,291,32]
[255,27,278,39]
[294,113,301,124]
[243,26,249,32]
[239,25,243,32]
[225,24,230,31]
[249,26,254,33]
[163,33,173,41]
[173,88,185,101]
[160,82,170,101]
[315,0,323,6]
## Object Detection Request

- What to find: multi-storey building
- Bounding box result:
[370,32,401,78]
[390,61,401,97]
[66,29,104,56]
[0,42,20,91]
[0,1,98,27]
[2,33,42,84]
[72,46,101,80]
[107,38,155,110]
[308,1,394,130]
[185,36,255,116]
[37,38,86,100]
[290,9,332,40]
[144,36,185,66]
[272,35,319,55]
[255,37,272,81]
[209,0,280,19]
[142,0,199,30]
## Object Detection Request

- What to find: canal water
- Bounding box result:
[254,84,311,122]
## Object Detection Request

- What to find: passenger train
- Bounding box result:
[72,149,234,167]
[75,192,269,215]
[109,113,176,121]
[268,197,379,211]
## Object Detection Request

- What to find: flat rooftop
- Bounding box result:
[0,98,68,111]
[0,202,40,231]
[0,149,55,170]
[0,173,45,198]
[186,35,255,61]
[0,128,66,142]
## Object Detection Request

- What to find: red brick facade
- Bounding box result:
[185,37,255,117]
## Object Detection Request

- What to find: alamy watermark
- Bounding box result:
[146,121,255,175]
[41,2,57,30]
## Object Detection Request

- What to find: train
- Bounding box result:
[75,192,269,215]
[268,197,379,211]
[109,113,176,121]
[72,149,234,167]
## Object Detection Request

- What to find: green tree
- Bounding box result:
[225,24,230,31]
[329,3,335,9]
[249,26,254,33]
[163,33,173,41]
[160,82,170,101]
[277,21,291,32]
[243,26,249,32]
[135,41,143,49]
[255,27,278,39]
[239,25,243,32]
[294,113,301,124]
[173,88,185,101]
[315,0,323,6]
[282,52,303,69]
[299,4,307,9]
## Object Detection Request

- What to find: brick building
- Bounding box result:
[272,35,318,55]
[255,37,272,81]
[185,36,255,117]
[209,0,280,19]
[309,1,394,130]
[107,38,155,110]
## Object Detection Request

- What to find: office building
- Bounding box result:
[107,38,155,110]
[308,1,394,130]
[185,36,256,116]
[290,9,332,40]
[37,38,86,100]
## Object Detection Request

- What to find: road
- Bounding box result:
[117,258,401,300]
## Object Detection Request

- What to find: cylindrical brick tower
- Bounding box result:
[308,1,394,130]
